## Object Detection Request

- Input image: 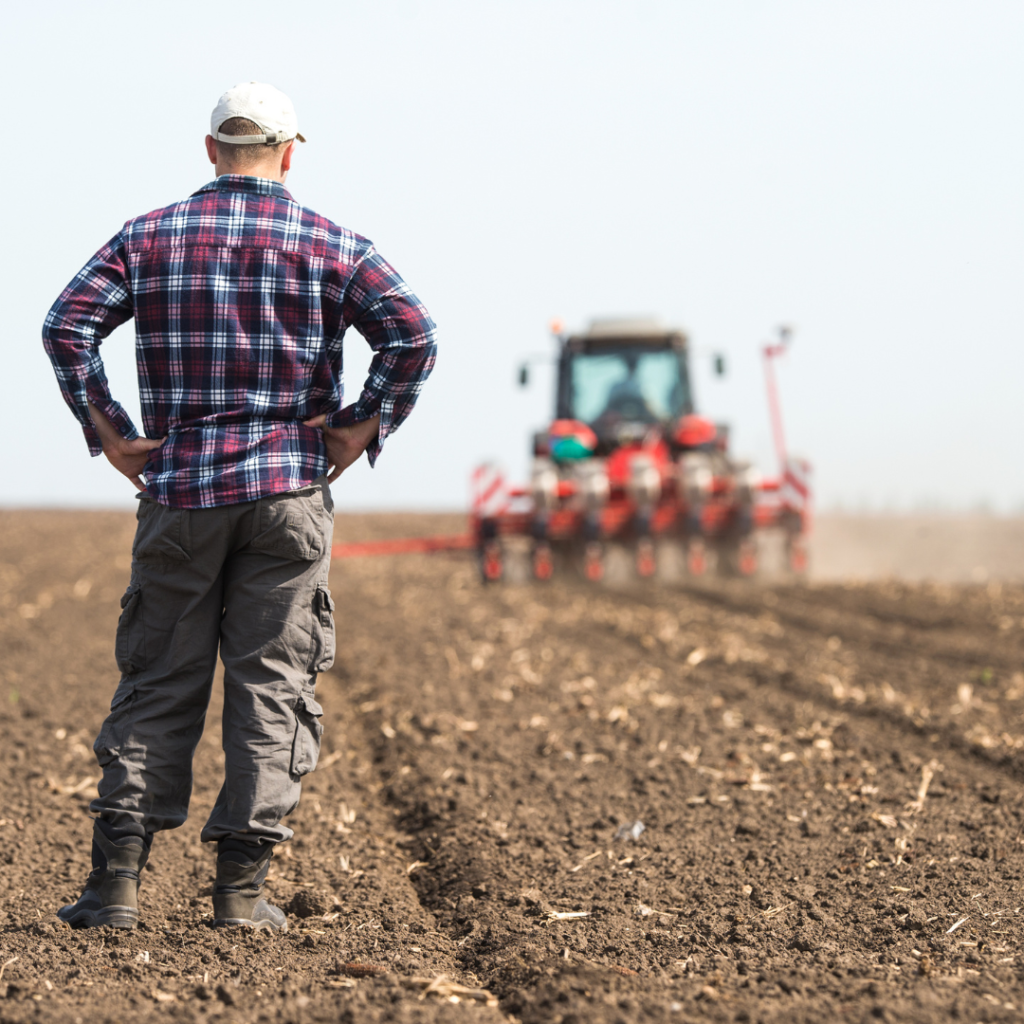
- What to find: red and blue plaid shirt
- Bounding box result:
[43,175,437,508]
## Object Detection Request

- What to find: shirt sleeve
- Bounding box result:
[325,247,437,466]
[42,228,139,456]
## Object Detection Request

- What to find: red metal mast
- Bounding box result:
[762,326,792,474]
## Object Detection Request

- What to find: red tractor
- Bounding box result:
[471,319,810,583]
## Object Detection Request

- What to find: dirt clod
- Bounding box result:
[286,888,335,918]
[334,962,389,978]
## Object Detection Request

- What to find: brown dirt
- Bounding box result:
[810,515,1024,583]
[2,510,1024,1023]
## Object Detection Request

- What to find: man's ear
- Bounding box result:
[280,139,296,175]
[205,134,218,166]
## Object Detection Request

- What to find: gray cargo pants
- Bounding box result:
[90,477,335,845]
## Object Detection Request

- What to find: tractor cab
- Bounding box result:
[555,319,692,451]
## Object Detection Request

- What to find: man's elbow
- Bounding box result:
[411,339,437,382]
[41,305,71,351]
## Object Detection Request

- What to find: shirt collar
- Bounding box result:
[192,174,294,202]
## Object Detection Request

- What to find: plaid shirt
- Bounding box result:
[43,175,437,509]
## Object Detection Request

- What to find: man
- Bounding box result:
[42,82,436,931]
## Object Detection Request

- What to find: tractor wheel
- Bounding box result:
[716,537,758,578]
[583,542,605,582]
[785,535,809,579]
[479,540,503,584]
[532,543,554,581]
[635,538,656,578]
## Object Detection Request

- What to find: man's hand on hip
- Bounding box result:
[304,414,381,483]
[87,403,166,492]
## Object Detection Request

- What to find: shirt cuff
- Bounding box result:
[324,399,393,468]
[82,396,140,456]
[82,420,103,457]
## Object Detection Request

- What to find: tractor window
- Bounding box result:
[571,350,687,425]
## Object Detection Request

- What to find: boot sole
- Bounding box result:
[56,905,139,929]
[213,917,288,933]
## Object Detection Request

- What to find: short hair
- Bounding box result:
[214,116,289,169]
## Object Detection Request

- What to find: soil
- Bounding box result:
[810,515,1024,584]
[2,509,1024,1023]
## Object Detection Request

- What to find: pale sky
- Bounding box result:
[3,1,1022,513]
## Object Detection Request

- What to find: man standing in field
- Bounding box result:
[42,83,437,931]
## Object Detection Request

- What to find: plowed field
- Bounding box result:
[2,510,1024,1024]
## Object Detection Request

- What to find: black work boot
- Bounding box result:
[213,840,287,932]
[57,822,150,929]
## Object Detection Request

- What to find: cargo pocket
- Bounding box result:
[251,490,325,561]
[115,584,146,676]
[93,685,136,765]
[290,692,324,778]
[133,499,191,563]
[310,585,336,673]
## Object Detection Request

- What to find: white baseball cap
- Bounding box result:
[210,82,306,145]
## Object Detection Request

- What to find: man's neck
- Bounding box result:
[215,165,288,185]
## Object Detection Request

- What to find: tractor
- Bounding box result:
[471,318,810,583]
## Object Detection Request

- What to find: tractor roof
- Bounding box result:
[568,318,688,349]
